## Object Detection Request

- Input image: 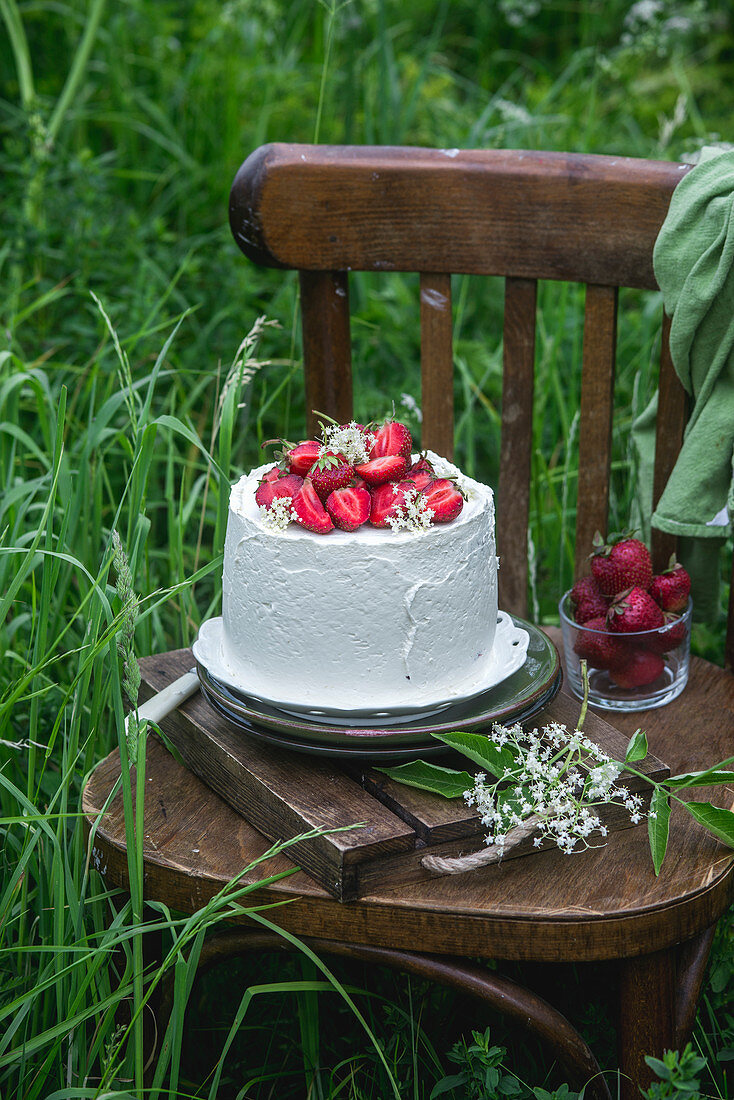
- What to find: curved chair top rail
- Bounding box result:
[229,143,691,288]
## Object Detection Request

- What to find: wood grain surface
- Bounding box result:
[497,277,537,618]
[420,272,454,458]
[575,285,618,571]
[230,145,690,287]
[84,647,734,962]
[127,651,666,899]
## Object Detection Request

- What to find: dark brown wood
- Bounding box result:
[575,285,618,574]
[498,277,537,617]
[300,270,353,433]
[122,144,734,1090]
[136,651,666,899]
[157,928,610,1100]
[420,272,454,457]
[230,145,690,287]
[675,926,716,1049]
[617,949,675,1100]
[85,648,734,965]
[651,314,688,571]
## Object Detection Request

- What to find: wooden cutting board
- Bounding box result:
[138,650,669,901]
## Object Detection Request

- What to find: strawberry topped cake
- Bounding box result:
[219,415,500,712]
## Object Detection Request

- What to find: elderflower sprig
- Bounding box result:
[463,720,639,857]
[317,419,374,465]
[378,662,734,876]
[386,485,435,533]
[258,496,297,531]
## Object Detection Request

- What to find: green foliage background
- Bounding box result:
[1,1,734,1096]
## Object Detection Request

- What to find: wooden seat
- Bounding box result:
[83,145,734,1097]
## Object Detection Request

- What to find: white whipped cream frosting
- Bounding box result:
[220,451,499,710]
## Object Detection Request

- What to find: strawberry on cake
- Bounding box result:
[217,415,500,712]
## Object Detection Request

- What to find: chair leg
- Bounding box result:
[617,947,676,1100]
[156,929,611,1100]
[675,926,716,1049]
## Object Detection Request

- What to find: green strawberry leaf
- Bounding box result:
[376,760,474,799]
[430,730,518,779]
[648,786,671,876]
[625,729,649,762]
[683,802,734,847]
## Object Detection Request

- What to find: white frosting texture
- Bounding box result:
[220,452,499,710]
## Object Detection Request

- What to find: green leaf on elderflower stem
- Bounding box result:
[683,802,734,847]
[648,786,671,876]
[666,767,734,788]
[625,729,648,762]
[430,730,517,779]
[376,760,474,799]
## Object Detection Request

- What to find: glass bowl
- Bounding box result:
[558,592,692,712]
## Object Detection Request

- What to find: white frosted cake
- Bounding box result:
[218,449,499,712]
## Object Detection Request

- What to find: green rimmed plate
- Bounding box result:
[196,617,561,760]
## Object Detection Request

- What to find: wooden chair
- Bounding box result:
[83,145,734,1098]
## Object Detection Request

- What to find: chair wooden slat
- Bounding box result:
[231,145,690,288]
[651,313,688,573]
[300,271,353,435]
[497,277,537,618]
[420,273,454,458]
[575,284,618,575]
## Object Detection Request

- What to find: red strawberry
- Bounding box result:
[325,485,371,531]
[292,479,333,534]
[405,468,434,492]
[355,455,410,486]
[590,533,653,597]
[286,440,322,477]
[409,456,435,476]
[649,559,691,614]
[572,616,627,670]
[420,478,464,524]
[369,420,413,461]
[308,452,354,502]
[649,612,687,654]
[609,648,665,689]
[262,466,281,484]
[255,471,303,509]
[607,586,664,633]
[569,575,609,624]
[369,482,410,527]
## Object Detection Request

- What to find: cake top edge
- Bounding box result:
[229,449,494,540]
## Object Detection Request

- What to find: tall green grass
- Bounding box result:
[2,0,734,1095]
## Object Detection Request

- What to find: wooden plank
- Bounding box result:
[137,651,668,901]
[300,270,353,435]
[498,277,537,618]
[575,285,618,576]
[230,145,689,287]
[84,689,734,963]
[137,662,415,902]
[420,272,454,458]
[651,313,687,572]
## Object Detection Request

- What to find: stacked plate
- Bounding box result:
[194,616,562,761]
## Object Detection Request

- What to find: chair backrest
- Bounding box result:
[229,144,733,666]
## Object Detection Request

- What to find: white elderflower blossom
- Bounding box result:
[319,421,373,465]
[385,486,435,533]
[463,719,651,858]
[258,497,296,531]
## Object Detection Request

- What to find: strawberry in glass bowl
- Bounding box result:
[558,537,692,711]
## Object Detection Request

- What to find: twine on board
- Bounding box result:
[420,814,544,875]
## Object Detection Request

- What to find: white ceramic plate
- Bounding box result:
[192,612,530,724]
